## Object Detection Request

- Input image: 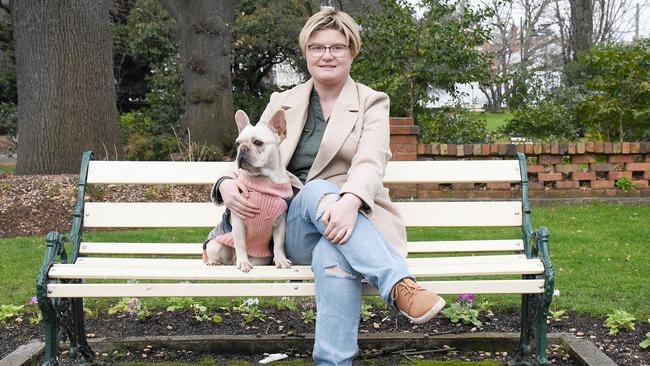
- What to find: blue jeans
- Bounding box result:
[285,179,412,366]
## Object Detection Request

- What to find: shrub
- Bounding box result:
[418,107,489,144]
[499,86,586,142]
[604,309,636,335]
[0,102,16,137]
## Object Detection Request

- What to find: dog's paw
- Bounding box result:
[236,260,253,273]
[205,260,220,266]
[274,256,292,269]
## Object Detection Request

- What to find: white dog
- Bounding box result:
[203,109,293,272]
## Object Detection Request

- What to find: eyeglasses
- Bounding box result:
[307,44,349,57]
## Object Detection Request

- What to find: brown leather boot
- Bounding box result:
[391,278,446,324]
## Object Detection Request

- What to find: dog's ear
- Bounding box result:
[234,110,251,133]
[266,109,286,142]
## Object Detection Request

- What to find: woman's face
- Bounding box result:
[306,29,353,87]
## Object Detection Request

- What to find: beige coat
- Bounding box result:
[217,77,408,257]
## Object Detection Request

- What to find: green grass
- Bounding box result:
[0,164,15,173]
[1,203,649,318]
[468,111,513,132]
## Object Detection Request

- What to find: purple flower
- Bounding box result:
[458,293,475,304]
[302,302,315,310]
[28,296,38,306]
[128,309,136,318]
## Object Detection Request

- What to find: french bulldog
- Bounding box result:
[204,109,293,272]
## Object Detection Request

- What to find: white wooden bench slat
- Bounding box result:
[86,160,522,185]
[46,279,545,298]
[79,239,525,255]
[49,259,543,280]
[83,201,522,228]
[73,254,529,267]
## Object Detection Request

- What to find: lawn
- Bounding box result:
[468,111,512,132]
[0,164,15,173]
[1,203,649,318]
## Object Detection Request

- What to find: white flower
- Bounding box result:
[244,298,259,307]
[553,289,560,297]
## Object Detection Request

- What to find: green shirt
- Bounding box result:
[287,88,328,184]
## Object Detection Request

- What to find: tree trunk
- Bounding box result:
[13,0,121,175]
[569,0,593,60]
[160,0,236,151]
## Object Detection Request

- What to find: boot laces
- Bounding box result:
[394,280,421,302]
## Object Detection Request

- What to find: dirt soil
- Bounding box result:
[1,171,649,365]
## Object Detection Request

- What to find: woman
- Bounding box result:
[214,9,445,366]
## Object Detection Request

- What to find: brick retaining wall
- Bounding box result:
[388,117,650,199]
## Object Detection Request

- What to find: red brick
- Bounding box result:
[516,144,525,153]
[533,144,543,155]
[527,165,546,173]
[604,143,613,154]
[440,144,448,155]
[498,144,508,156]
[391,144,407,153]
[417,144,426,155]
[609,171,633,180]
[571,154,596,164]
[521,144,531,155]
[390,135,414,144]
[568,144,577,154]
[431,144,440,154]
[453,183,476,190]
[390,126,420,135]
[528,182,545,190]
[585,142,595,153]
[645,154,650,162]
[556,181,580,189]
[389,117,415,126]
[487,182,512,190]
[622,142,631,154]
[613,143,622,154]
[641,189,650,197]
[481,144,491,156]
[626,163,650,171]
[555,164,582,173]
[473,144,481,156]
[590,163,616,172]
[448,144,457,156]
[539,155,562,165]
[490,144,499,154]
[594,142,604,153]
[591,180,615,189]
[405,143,417,154]
[392,153,414,161]
[542,143,552,154]
[630,143,641,154]
[609,155,634,163]
[549,143,559,154]
[572,172,597,181]
[577,143,586,154]
[539,173,563,181]
[633,180,650,189]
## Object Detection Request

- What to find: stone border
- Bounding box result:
[1,332,616,366]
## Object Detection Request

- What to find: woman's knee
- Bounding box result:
[294,180,341,217]
[312,241,358,281]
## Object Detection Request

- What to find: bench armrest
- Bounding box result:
[531,226,555,307]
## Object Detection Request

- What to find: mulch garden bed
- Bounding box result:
[2,305,649,365]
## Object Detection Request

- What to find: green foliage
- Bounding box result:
[636,331,650,350]
[275,297,299,311]
[360,303,375,322]
[233,298,265,324]
[300,309,316,324]
[352,0,492,118]
[604,309,636,335]
[615,177,634,192]
[549,309,568,321]
[0,304,24,324]
[499,86,586,142]
[0,102,16,137]
[232,0,309,122]
[441,302,483,328]
[572,39,650,142]
[107,298,151,319]
[0,15,16,105]
[123,130,177,161]
[418,107,489,143]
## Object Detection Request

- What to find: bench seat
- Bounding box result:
[36,151,554,366]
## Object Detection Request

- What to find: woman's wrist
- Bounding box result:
[341,193,363,210]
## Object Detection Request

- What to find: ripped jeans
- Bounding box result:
[285,179,412,366]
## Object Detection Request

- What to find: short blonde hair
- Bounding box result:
[298,10,361,58]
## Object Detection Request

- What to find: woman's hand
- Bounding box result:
[219,178,260,218]
[322,193,363,244]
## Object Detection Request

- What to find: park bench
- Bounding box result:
[36,150,554,366]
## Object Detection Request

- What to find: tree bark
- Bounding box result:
[569,0,593,60]
[13,0,121,175]
[160,0,236,151]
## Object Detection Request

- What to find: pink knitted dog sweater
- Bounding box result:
[212,174,293,258]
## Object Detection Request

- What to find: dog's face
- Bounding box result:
[234,109,286,175]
